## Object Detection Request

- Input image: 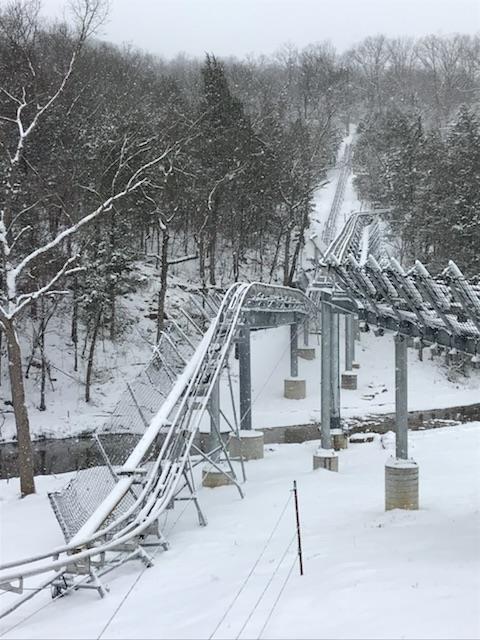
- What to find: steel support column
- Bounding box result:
[395,334,408,459]
[345,315,355,371]
[208,377,221,461]
[321,302,332,449]
[353,315,360,341]
[238,326,252,431]
[303,319,310,347]
[330,311,341,429]
[290,323,299,378]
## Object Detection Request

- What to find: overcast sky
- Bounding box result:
[39,0,480,59]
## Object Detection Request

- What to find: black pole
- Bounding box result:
[293,480,304,576]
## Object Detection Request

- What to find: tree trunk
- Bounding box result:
[71,276,79,372]
[288,205,309,285]
[208,220,217,286]
[85,307,102,403]
[39,298,46,411]
[268,229,284,283]
[198,231,206,290]
[2,319,35,495]
[156,227,170,343]
[109,210,116,341]
[283,230,291,286]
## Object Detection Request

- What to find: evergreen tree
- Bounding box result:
[442,106,480,274]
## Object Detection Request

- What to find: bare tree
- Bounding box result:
[0,0,187,495]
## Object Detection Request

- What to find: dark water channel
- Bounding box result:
[0,434,142,480]
[0,431,212,480]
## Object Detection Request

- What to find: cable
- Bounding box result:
[208,493,292,639]
[235,533,296,640]
[258,554,297,639]
[0,569,101,638]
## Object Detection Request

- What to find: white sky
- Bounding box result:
[39,0,480,59]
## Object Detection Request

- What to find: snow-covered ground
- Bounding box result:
[235,325,480,431]
[1,423,479,639]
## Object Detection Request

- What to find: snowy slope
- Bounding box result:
[1,423,479,639]
[218,325,480,432]
[2,126,478,447]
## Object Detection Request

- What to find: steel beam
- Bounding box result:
[345,315,355,371]
[330,311,341,429]
[303,318,310,347]
[321,302,332,449]
[394,334,408,459]
[317,290,480,356]
[290,323,299,378]
[238,326,252,431]
[208,377,221,461]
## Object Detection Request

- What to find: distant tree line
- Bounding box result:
[354,105,480,274]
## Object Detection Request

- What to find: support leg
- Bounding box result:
[330,311,341,430]
[385,334,418,510]
[208,378,221,461]
[320,302,332,449]
[395,334,408,460]
[342,315,358,390]
[285,322,306,399]
[290,323,299,378]
[314,300,339,469]
[238,326,252,431]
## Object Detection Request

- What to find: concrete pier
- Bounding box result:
[331,429,348,450]
[385,458,419,510]
[341,371,358,390]
[202,463,235,488]
[284,377,306,400]
[313,448,339,472]
[229,430,264,460]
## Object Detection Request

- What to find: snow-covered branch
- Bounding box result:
[12,255,80,319]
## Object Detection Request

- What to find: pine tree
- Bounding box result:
[442,106,480,274]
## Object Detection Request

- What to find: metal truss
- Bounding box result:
[311,213,480,357]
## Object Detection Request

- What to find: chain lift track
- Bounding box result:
[309,212,480,357]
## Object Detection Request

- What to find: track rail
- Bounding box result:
[0,282,318,618]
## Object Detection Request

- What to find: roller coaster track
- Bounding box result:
[0,282,318,619]
[311,212,480,357]
[321,143,352,247]
[3,157,480,621]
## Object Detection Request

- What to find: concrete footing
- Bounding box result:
[313,449,339,472]
[385,458,419,510]
[202,463,234,488]
[341,371,358,390]
[229,430,264,460]
[298,347,316,361]
[284,378,306,400]
[331,429,348,451]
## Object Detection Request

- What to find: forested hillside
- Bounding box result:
[0,1,478,459]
